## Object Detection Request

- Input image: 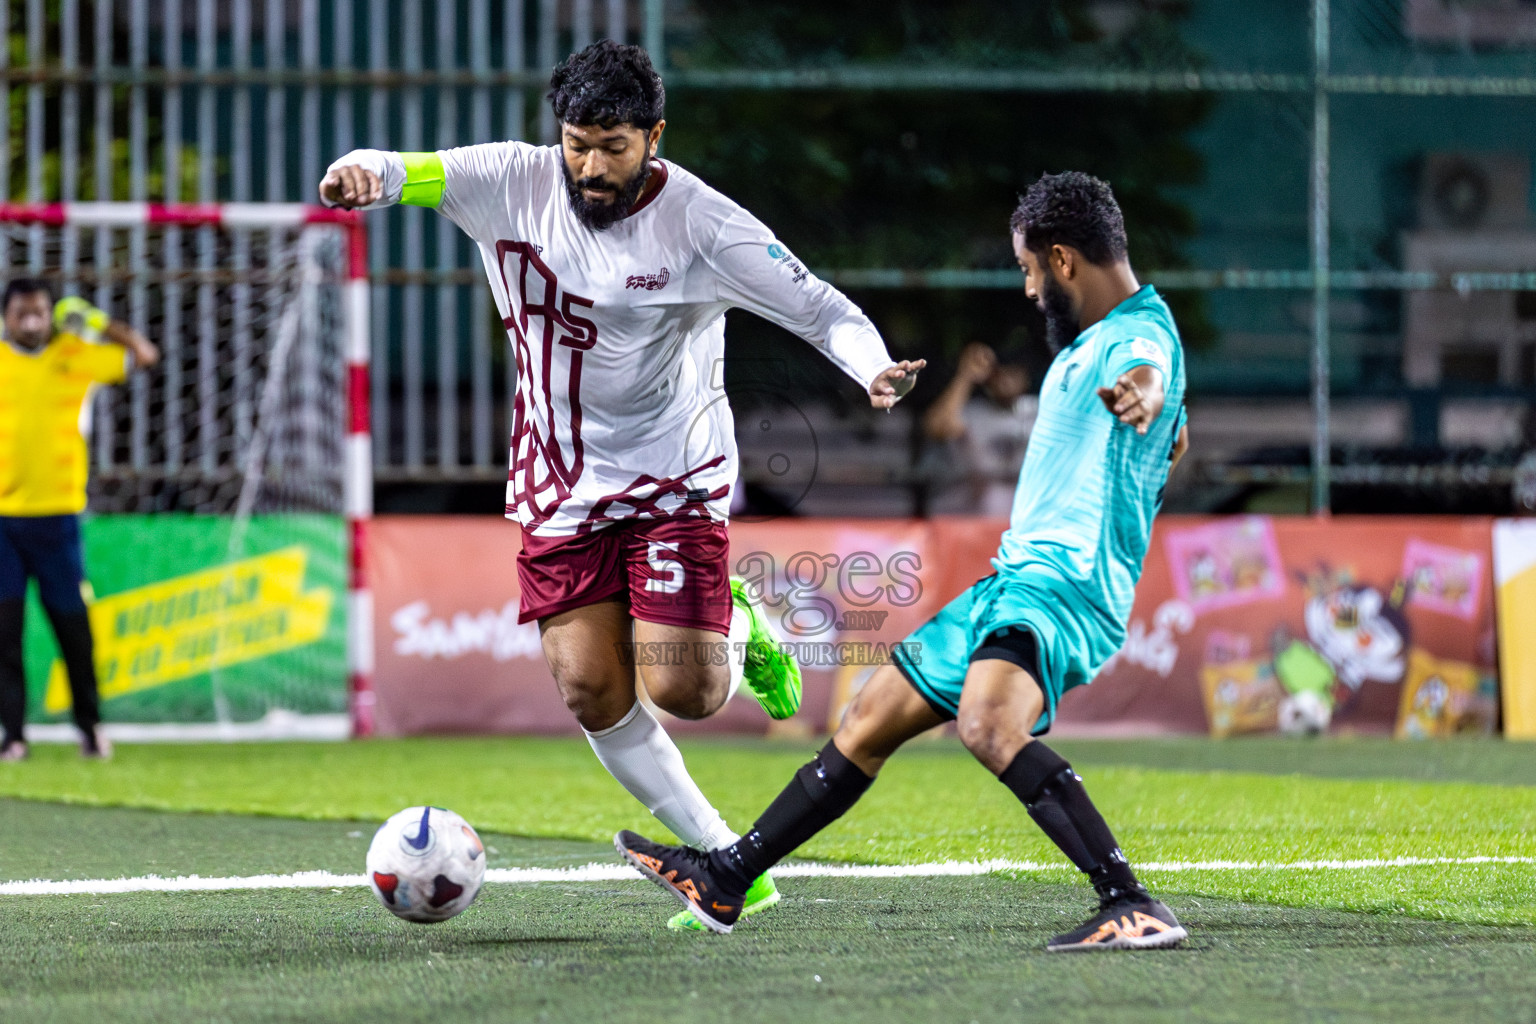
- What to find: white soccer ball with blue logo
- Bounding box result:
[365,806,486,923]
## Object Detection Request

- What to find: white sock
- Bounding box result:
[584,701,740,851]
[726,603,751,702]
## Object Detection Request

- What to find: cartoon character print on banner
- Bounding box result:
[1401,540,1483,622]
[1164,517,1285,615]
[1079,516,1497,738]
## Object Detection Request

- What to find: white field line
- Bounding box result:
[2,855,1534,897]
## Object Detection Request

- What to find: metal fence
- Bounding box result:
[4,0,1536,512]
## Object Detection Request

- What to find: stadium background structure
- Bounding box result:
[4,1,1536,517]
[0,200,377,735]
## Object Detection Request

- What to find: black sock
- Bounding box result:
[715,740,874,887]
[999,742,1141,899]
[0,599,24,746]
[45,608,100,736]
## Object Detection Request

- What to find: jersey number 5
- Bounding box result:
[644,541,685,594]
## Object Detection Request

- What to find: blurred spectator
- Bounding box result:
[921,343,1037,516]
[0,281,159,762]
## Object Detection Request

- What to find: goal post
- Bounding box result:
[0,202,374,739]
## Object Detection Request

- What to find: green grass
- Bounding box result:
[6,864,1536,1024]
[3,737,1536,1022]
[3,736,1534,924]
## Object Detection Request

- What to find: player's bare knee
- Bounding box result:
[552,668,632,732]
[954,708,990,756]
[643,663,729,721]
[956,708,1019,773]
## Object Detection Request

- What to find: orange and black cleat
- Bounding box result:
[1046,888,1188,951]
[614,829,748,934]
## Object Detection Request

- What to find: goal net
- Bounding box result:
[0,203,371,741]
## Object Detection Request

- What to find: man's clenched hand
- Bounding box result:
[319,165,384,208]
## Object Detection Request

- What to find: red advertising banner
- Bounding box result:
[368,516,955,737]
[370,517,559,736]
[369,515,1499,738]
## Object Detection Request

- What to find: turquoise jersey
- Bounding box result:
[893,285,1186,729]
[995,285,1186,663]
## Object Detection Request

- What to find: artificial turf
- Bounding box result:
[3,737,1536,1022]
[3,801,1536,1024]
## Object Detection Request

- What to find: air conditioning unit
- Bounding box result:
[1417,153,1529,232]
[1406,0,1536,46]
[1402,152,1536,388]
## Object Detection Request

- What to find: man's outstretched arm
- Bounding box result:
[103,319,159,368]
[319,144,526,234]
[706,210,925,409]
[1095,364,1165,435]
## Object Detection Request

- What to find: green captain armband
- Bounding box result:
[399,152,445,208]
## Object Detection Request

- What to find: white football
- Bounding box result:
[1277,690,1333,736]
[365,806,487,923]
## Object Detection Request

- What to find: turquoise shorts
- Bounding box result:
[891,568,1109,735]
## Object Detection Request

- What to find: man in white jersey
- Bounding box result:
[319,41,924,930]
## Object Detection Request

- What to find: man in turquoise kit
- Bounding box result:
[617,172,1193,950]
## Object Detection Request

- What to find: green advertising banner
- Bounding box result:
[24,515,347,726]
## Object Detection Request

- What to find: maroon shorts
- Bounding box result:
[516,516,733,634]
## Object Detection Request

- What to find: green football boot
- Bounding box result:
[666,872,780,932]
[729,577,802,720]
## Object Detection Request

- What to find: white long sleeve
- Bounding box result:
[705,209,896,392]
[323,143,537,239]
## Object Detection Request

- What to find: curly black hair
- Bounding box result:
[1009,171,1128,266]
[548,40,665,131]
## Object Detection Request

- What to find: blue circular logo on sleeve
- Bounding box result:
[767,243,786,259]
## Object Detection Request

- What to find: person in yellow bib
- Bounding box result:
[0,278,159,761]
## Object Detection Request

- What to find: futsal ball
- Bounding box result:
[365,806,486,923]
[1277,690,1332,736]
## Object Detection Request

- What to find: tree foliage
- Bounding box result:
[663,0,1214,389]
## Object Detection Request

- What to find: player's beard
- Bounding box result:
[1037,266,1080,354]
[8,328,48,350]
[562,160,651,231]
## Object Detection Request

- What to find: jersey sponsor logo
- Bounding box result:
[767,242,809,284]
[1059,362,1079,391]
[1130,336,1168,371]
[625,267,671,291]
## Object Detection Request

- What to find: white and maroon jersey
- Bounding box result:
[327,143,896,536]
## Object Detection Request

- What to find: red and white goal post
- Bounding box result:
[0,202,375,738]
